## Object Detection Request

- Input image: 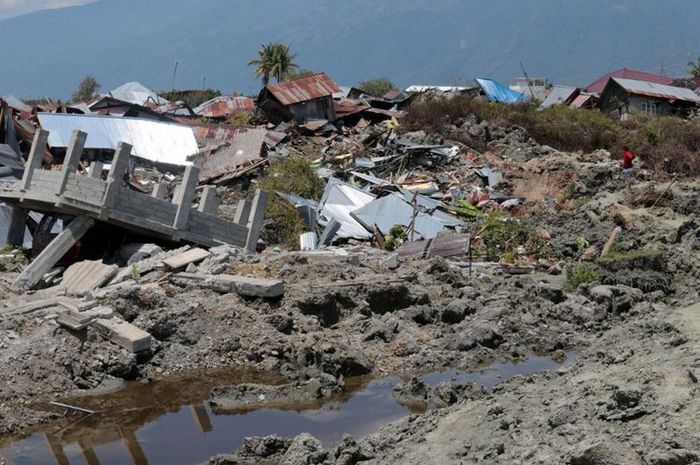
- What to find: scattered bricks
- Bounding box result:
[91,318,152,353]
[56,310,95,331]
[171,273,284,298]
[163,248,212,270]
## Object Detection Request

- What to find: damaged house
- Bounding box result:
[257,73,340,123]
[599,78,700,119]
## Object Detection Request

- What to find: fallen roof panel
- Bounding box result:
[37,113,198,166]
[194,96,255,118]
[266,73,341,106]
[196,127,267,181]
[319,178,375,239]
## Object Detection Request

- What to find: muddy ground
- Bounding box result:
[0,133,699,464]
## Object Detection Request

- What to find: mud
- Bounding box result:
[1,119,699,465]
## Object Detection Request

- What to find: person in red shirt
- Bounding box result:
[621,146,635,176]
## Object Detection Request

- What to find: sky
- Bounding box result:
[0,0,93,19]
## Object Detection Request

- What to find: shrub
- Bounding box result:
[566,263,601,288]
[258,156,324,249]
[404,95,621,152]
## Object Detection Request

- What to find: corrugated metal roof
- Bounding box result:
[37,113,198,166]
[586,68,677,95]
[569,94,593,108]
[197,127,266,181]
[108,82,169,107]
[318,178,374,239]
[266,73,341,106]
[611,78,700,104]
[194,96,255,118]
[539,86,578,109]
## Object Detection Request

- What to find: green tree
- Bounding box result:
[688,57,700,78]
[284,68,316,81]
[71,74,101,103]
[358,78,396,97]
[249,43,299,85]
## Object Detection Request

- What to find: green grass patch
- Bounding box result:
[566,263,601,289]
[258,156,324,249]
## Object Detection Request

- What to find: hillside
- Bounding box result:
[0,0,699,98]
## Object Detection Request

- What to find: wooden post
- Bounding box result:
[12,216,95,291]
[245,189,269,253]
[152,182,168,199]
[20,129,49,191]
[600,226,622,258]
[56,130,87,198]
[6,206,28,247]
[88,161,104,179]
[102,142,132,209]
[173,165,199,230]
[198,185,218,215]
[233,199,251,225]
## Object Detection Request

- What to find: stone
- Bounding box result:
[569,440,644,465]
[163,248,211,270]
[91,318,152,353]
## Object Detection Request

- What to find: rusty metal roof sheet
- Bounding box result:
[194,96,255,118]
[266,73,341,106]
[196,127,267,182]
[611,78,700,104]
[569,94,593,108]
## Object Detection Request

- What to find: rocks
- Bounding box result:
[597,386,647,422]
[569,440,644,465]
[534,281,567,304]
[393,377,429,409]
[280,433,327,465]
[365,284,414,314]
[587,285,643,315]
[440,299,472,324]
[209,375,343,411]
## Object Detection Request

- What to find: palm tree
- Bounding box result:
[688,57,700,78]
[249,43,298,85]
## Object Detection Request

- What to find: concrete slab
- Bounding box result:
[60,260,119,296]
[56,310,95,331]
[91,318,151,353]
[171,273,284,298]
[163,248,211,270]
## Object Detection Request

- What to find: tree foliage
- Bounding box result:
[71,74,101,103]
[249,43,299,85]
[688,57,700,78]
[358,78,396,97]
[284,68,316,81]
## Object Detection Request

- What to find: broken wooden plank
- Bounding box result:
[12,216,96,292]
[171,273,284,298]
[56,310,95,331]
[162,248,211,270]
[91,318,151,353]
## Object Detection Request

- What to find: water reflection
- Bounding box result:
[0,354,573,465]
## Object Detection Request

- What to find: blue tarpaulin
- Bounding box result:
[475,78,529,103]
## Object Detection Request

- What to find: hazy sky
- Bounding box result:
[0,0,93,19]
